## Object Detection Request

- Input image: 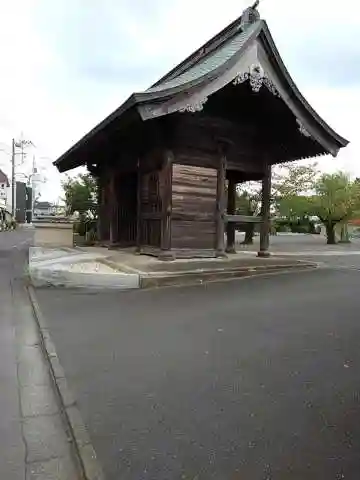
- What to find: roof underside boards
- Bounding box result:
[54,10,349,172]
[137,21,348,156]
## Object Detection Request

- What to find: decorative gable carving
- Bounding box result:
[233,64,280,97]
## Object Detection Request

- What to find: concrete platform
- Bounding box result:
[81,247,318,289]
[28,247,140,290]
[28,246,317,290]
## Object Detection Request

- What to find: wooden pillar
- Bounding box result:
[103,176,111,242]
[226,177,236,254]
[159,150,174,260]
[216,151,227,257]
[103,178,110,241]
[258,163,271,257]
[96,175,104,242]
[109,174,117,246]
[136,158,142,253]
[97,178,101,241]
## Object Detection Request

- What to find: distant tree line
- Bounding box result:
[62,165,360,246]
[237,163,360,245]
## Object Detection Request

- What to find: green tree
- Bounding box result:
[62,173,97,216]
[273,162,319,199]
[236,189,261,244]
[272,162,318,233]
[310,172,360,244]
[276,195,313,221]
[237,162,319,244]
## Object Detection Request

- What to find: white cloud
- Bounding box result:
[0,0,358,201]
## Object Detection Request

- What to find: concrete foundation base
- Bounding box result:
[28,246,316,290]
[33,217,74,248]
[28,247,140,290]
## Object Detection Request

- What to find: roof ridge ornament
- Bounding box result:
[179,97,208,113]
[240,0,261,30]
[296,119,312,138]
[233,63,280,97]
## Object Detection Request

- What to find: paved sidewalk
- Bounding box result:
[0,261,25,479]
[0,231,79,479]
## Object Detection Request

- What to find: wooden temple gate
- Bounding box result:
[54,3,348,259]
[94,110,273,259]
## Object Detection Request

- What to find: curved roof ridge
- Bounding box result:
[146,21,260,94]
[150,5,261,88]
[259,21,348,148]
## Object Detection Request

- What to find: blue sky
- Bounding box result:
[0,0,358,201]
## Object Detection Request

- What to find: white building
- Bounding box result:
[0,169,11,212]
[33,201,56,217]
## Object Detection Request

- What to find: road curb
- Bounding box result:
[29,265,140,290]
[100,258,318,289]
[139,262,318,289]
[27,285,106,480]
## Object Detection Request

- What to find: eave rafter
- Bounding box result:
[175,62,281,115]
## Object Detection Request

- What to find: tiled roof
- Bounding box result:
[146,22,259,93]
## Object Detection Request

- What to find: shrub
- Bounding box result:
[10,219,17,230]
[73,219,86,237]
[290,224,309,234]
[275,223,291,233]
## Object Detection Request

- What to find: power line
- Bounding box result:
[10,136,34,218]
[11,139,15,217]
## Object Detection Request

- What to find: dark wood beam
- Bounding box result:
[215,150,227,257]
[225,215,262,224]
[172,212,214,221]
[109,173,117,245]
[136,158,142,252]
[159,150,174,260]
[97,176,104,241]
[258,163,271,257]
[142,212,163,220]
[226,177,236,254]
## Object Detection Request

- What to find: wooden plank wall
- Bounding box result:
[171,163,217,250]
[170,115,265,175]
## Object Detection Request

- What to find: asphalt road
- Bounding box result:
[35,252,360,480]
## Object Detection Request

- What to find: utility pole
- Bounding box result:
[31,155,37,223]
[12,136,34,222]
[11,138,15,218]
